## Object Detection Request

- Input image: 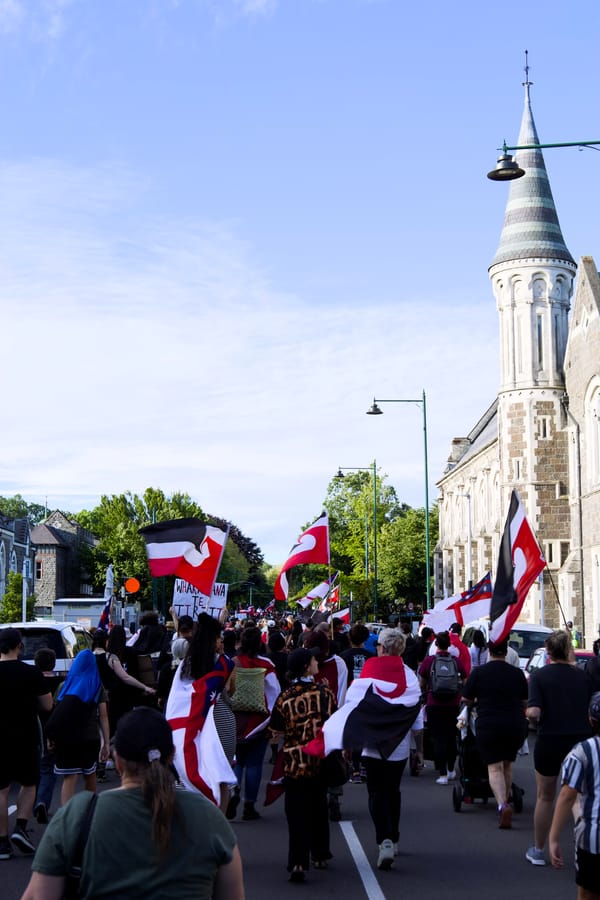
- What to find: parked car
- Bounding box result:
[0,620,93,675]
[462,620,553,669]
[524,646,594,681]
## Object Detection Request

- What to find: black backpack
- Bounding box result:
[429,654,460,699]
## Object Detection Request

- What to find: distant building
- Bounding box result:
[435,81,600,645]
[30,511,97,612]
[0,515,35,603]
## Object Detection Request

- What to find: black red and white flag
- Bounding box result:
[139,518,228,597]
[489,490,545,644]
[305,657,421,761]
[274,512,330,601]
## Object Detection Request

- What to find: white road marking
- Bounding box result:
[339,820,387,900]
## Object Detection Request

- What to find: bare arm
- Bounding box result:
[109,655,155,694]
[21,872,66,900]
[526,705,541,722]
[212,845,245,900]
[98,701,110,761]
[37,692,53,714]
[169,606,179,631]
[549,784,578,869]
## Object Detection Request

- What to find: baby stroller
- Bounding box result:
[451,706,524,814]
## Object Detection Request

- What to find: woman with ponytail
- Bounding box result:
[21,707,245,900]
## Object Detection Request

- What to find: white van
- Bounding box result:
[0,620,93,675]
[462,620,554,670]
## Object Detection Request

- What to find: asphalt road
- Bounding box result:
[5,742,576,900]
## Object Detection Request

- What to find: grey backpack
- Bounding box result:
[429,654,460,699]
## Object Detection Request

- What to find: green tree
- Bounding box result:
[72,488,267,611]
[378,504,439,608]
[0,495,47,524]
[0,572,36,622]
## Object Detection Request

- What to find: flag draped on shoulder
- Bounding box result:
[489,490,545,644]
[305,657,421,761]
[166,656,236,804]
[274,512,330,601]
[139,517,228,597]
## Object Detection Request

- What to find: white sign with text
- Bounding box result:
[172,579,228,620]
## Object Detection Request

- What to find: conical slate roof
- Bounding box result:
[490,84,574,268]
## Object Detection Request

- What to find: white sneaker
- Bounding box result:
[436,775,449,785]
[447,770,457,781]
[377,839,394,870]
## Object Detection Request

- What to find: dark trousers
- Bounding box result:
[363,756,406,844]
[284,775,330,871]
[427,705,458,775]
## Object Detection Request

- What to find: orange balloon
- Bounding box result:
[124,577,140,594]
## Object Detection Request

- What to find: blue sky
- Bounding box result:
[1,0,599,564]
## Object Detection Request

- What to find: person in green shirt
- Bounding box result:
[20,707,245,900]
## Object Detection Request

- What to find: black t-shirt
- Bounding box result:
[528,662,593,736]
[462,660,527,728]
[340,647,373,684]
[0,659,51,745]
[585,656,600,693]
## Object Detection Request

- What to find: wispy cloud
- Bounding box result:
[0,0,77,41]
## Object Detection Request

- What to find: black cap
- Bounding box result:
[287,647,319,678]
[113,707,174,764]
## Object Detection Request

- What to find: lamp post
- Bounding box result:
[366,390,431,609]
[335,461,378,620]
[487,139,600,181]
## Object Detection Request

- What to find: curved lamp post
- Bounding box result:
[335,462,378,620]
[366,390,431,609]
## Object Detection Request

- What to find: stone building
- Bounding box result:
[30,510,97,611]
[0,515,35,606]
[435,81,600,644]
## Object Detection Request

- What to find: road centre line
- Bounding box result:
[339,820,387,900]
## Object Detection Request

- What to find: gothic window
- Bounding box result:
[585,381,600,489]
[536,313,544,369]
[538,417,549,439]
[36,560,43,580]
[9,550,17,573]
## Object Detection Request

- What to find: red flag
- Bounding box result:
[489,491,545,644]
[274,512,330,600]
[139,518,228,597]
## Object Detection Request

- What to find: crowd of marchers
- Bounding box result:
[1,612,600,900]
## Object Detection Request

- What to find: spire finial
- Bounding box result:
[522,49,533,99]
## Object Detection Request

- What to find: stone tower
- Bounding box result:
[488,80,576,622]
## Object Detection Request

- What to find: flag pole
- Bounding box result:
[544,565,570,629]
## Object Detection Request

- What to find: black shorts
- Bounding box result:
[533,733,588,777]
[476,723,525,766]
[576,846,600,892]
[54,739,100,776]
[0,744,40,789]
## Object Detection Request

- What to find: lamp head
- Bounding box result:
[366,400,383,416]
[487,153,525,181]
[335,467,345,479]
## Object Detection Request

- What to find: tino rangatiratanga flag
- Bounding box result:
[489,490,545,644]
[274,512,330,601]
[139,518,228,597]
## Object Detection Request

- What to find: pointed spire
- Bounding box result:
[490,72,574,269]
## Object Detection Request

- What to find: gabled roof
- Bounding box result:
[439,399,499,481]
[29,524,69,547]
[489,84,574,269]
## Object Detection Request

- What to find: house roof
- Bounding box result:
[29,524,69,547]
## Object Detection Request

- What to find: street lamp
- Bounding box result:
[335,461,378,620]
[366,390,431,609]
[487,139,600,181]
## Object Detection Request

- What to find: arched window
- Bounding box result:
[584,379,600,490]
[9,549,17,573]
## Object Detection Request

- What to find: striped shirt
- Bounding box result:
[561,734,600,854]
